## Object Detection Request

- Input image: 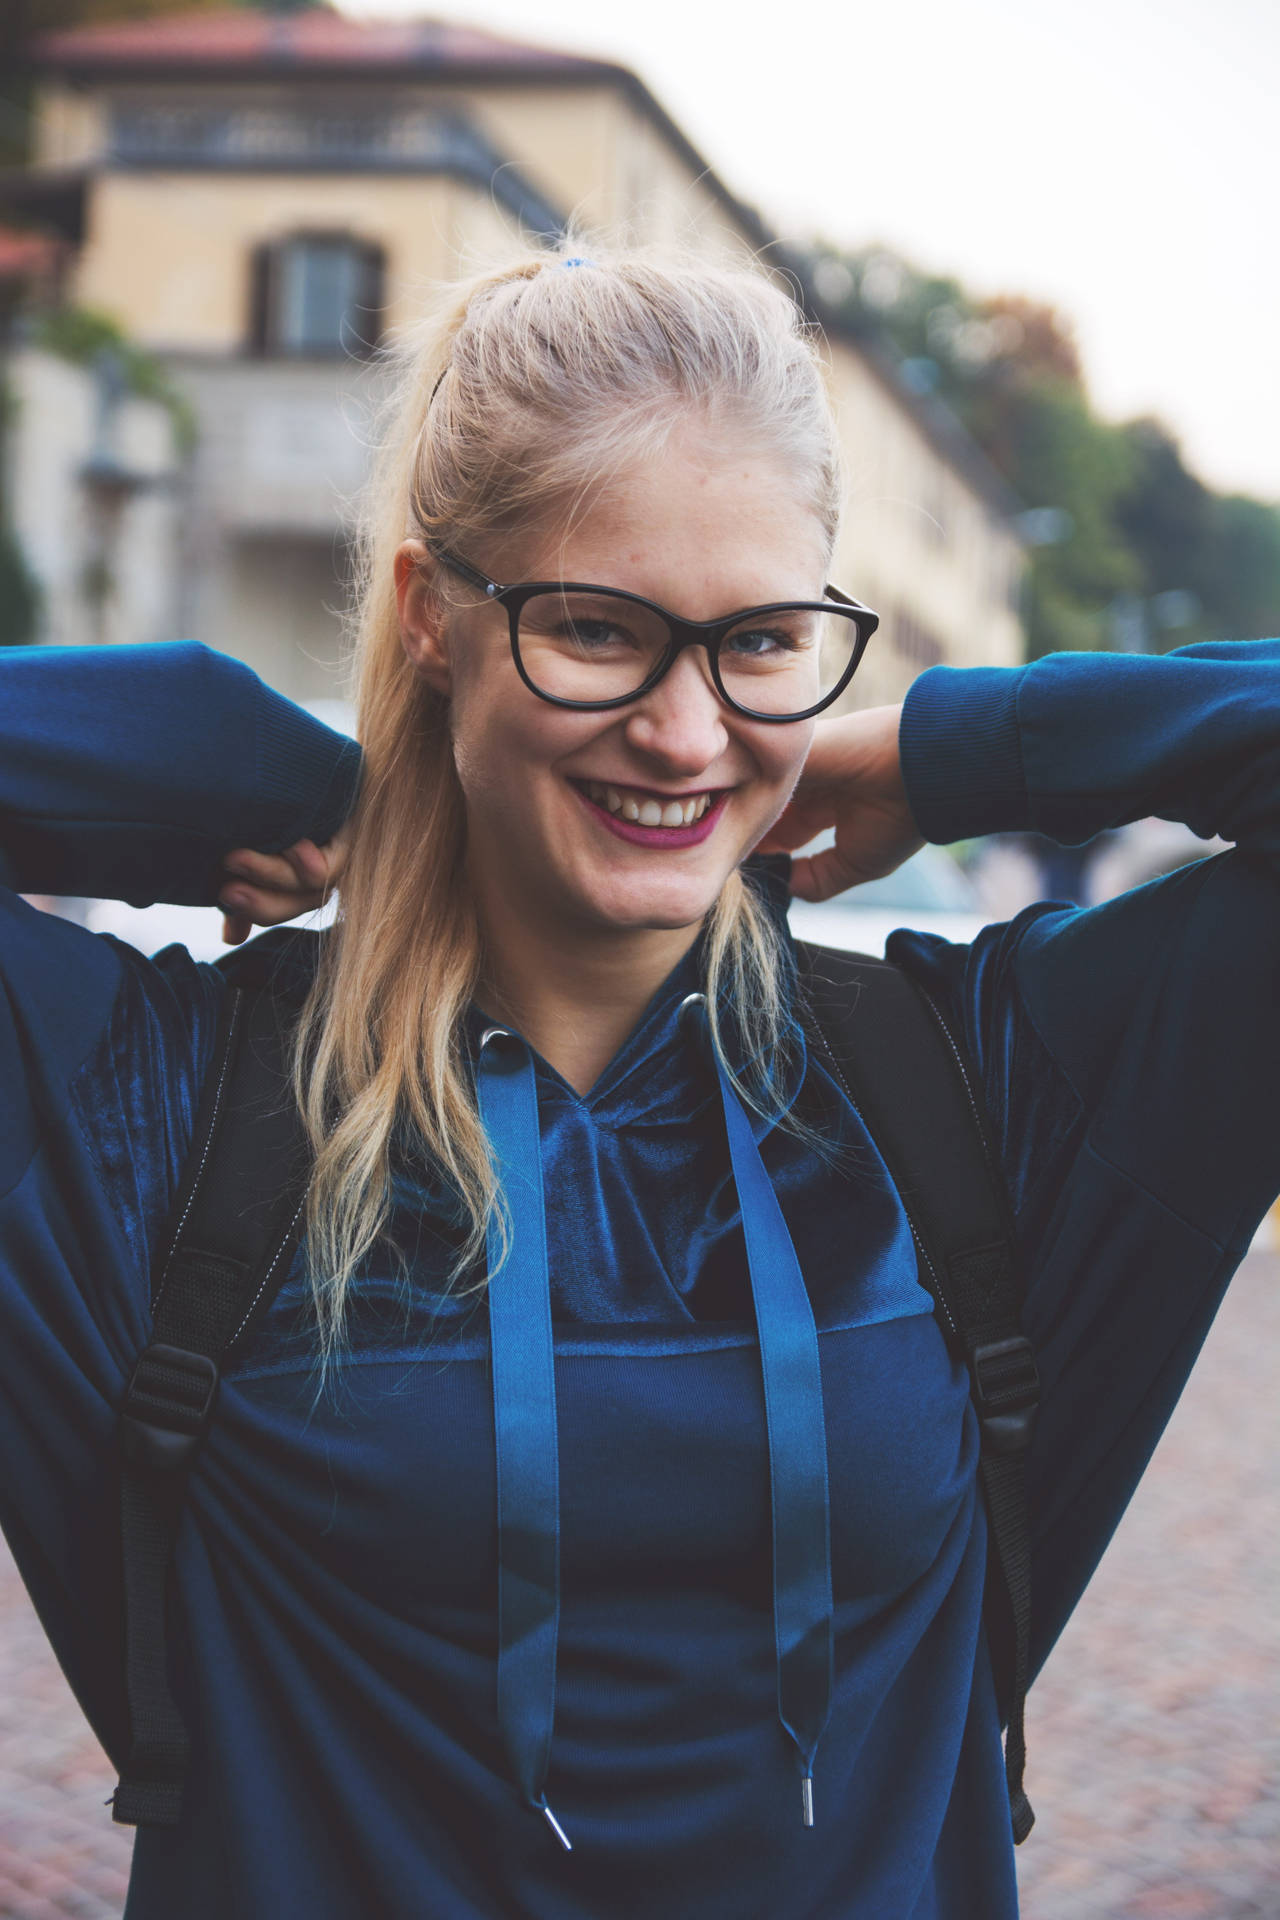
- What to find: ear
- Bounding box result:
[395,540,452,696]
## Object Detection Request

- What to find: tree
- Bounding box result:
[1201,497,1280,641]
[0,525,40,647]
[1115,419,1212,606]
[807,238,1280,657]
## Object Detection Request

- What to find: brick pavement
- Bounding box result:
[1015,1245,1280,1920]
[0,1252,1275,1918]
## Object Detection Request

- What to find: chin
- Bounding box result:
[579,876,722,934]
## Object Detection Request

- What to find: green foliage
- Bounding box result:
[810,242,1280,657]
[0,523,40,647]
[1201,496,1280,641]
[30,306,197,454]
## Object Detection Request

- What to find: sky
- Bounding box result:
[339,0,1280,503]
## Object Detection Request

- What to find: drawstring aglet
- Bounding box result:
[801,1773,815,1827]
[540,1799,573,1851]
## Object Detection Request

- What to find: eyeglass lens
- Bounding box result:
[515,590,861,716]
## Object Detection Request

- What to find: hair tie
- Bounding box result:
[558,257,598,270]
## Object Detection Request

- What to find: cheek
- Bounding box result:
[756,723,813,808]
[447,684,594,820]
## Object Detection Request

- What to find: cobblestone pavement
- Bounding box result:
[0,1253,1275,1918]
[1016,1245,1280,1920]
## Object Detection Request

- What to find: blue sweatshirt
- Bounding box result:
[1,638,1277,1919]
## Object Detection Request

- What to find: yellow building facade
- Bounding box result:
[10,10,1025,702]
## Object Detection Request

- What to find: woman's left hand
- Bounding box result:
[755,704,923,902]
[216,825,349,946]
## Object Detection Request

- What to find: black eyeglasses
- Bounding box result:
[429,547,879,723]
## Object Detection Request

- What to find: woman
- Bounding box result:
[2,246,1277,1919]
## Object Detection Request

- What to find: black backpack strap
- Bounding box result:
[795,940,1038,1844]
[111,982,311,1827]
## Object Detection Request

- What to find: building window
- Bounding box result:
[249,234,383,358]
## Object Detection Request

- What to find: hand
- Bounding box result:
[217,823,350,946]
[756,704,923,902]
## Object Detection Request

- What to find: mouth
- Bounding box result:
[569,777,728,848]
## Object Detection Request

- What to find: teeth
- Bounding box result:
[583,780,715,827]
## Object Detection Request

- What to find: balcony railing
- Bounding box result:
[107,101,563,235]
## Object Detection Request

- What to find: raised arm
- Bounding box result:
[1,640,361,907]
[882,638,1280,1671]
[896,637,1280,1248]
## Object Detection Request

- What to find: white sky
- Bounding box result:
[338,0,1280,503]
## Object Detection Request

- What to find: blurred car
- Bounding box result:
[788,843,989,956]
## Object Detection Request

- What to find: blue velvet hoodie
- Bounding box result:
[1,637,1278,1918]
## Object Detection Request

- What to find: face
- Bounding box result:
[395,425,826,951]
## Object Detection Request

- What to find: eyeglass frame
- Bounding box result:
[427,546,880,724]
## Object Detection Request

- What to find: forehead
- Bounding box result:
[493,431,829,619]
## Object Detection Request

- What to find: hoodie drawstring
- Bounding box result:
[477,1018,833,1846]
[476,1030,572,1851]
[713,1052,834,1823]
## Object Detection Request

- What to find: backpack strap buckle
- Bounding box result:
[970,1334,1039,1456]
[120,1343,220,1475]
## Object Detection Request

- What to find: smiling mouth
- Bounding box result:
[575,779,717,828]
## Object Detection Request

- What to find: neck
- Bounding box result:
[474,905,702,1097]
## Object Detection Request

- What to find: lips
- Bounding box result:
[569,778,728,849]
[579,779,715,828]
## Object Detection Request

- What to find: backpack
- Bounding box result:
[110,933,1038,1844]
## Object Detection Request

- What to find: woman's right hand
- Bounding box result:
[217,823,350,946]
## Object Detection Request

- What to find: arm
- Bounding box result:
[0,641,360,1748]
[888,638,1280,1667]
[0,640,361,906]
[897,638,1280,1247]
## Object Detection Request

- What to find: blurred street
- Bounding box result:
[0,1251,1275,1918]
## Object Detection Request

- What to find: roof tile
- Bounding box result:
[32,7,605,74]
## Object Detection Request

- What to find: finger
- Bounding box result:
[220,882,313,927]
[221,909,251,946]
[788,845,860,904]
[757,812,821,856]
[276,839,329,890]
[221,847,303,892]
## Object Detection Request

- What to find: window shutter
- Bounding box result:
[353,242,384,357]
[247,240,274,356]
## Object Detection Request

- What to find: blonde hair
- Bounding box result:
[291,241,844,1376]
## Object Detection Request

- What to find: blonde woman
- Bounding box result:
[2,248,1277,1919]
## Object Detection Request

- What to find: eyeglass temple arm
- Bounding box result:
[825,582,879,637]
[428,547,503,598]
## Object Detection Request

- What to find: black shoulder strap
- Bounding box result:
[111,982,311,1827]
[794,941,1038,1844]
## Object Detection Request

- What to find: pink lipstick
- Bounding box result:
[571,783,728,848]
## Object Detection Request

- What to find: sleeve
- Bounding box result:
[0,638,362,904]
[0,641,360,1752]
[889,639,1280,1673]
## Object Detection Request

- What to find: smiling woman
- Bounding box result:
[301,248,862,1317]
[2,241,1280,1920]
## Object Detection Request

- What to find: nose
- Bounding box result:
[621,645,730,776]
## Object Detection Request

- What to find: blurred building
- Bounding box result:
[1,8,1026,703]
[3,330,180,651]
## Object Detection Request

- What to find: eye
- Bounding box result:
[560,616,634,653]
[722,620,813,663]
[519,594,650,657]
